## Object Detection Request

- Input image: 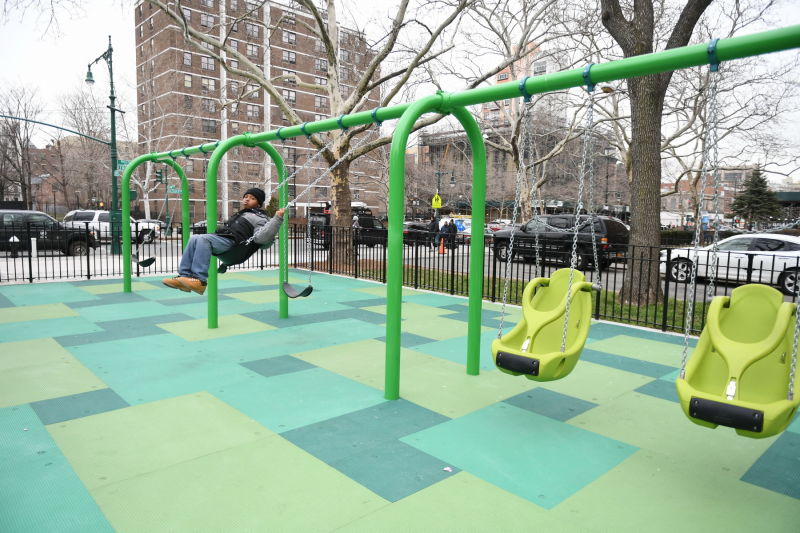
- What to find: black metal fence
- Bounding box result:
[3,222,797,335]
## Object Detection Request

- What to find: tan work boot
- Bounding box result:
[179,277,207,295]
[163,277,190,292]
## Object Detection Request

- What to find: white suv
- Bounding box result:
[63,210,161,243]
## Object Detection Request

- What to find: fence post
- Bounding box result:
[449,244,456,295]
[85,223,92,280]
[746,253,755,284]
[26,223,33,283]
[661,248,671,331]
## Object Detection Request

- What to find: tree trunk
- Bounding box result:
[329,157,354,267]
[619,76,665,306]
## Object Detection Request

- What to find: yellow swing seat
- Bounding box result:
[491,268,594,382]
[676,283,800,438]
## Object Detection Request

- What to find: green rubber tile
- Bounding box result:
[789,413,800,434]
[156,314,274,341]
[215,367,385,433]
[410,329,498,369]
[554,450,800,533]
[295,339,539,418]
[47,392,271,490]
[362,301,459,317]
[374,332,438,348]
[742,431,800,499]
[0,405,114,533]
[75,300,173,322]
[160,298,268,319]
[80,281,158,295]
[54,313,193,347]
[0,315,103,342]
[586,334,683,366]
[568,391,776,478]
[504,388,597,421]
[0,302,77,324]
[402,314,492,341]
[357,285,418,297]
[0,291,14,307]
[337,472,564,533]
[91,436,387,533]
[395,292,469,308]
[241,355,316,377]
[401,403,637,509]
[581,348,677,378]
[68,291,150,308]
[0,338,107,408]
[31,388,129,425]
[0,282,98,306]
[240,318,386,357]
[226,289,282,304]
[635,378,679,402]
[531,359,653,404]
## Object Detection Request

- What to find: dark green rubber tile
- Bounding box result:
[581,348,677,378]
[741,432,800,499]
[54,313,193,346]
[30,388,129,425]
[635,379,679,403]
[68,291,149,308]
[243,307,386,327]
[329,439,460,502]
[503,388,597,422]
[242,355,316,377]
[591,321,694,346]
[0,292,14,308]
[374,332,437,348]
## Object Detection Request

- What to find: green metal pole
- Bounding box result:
[120,154,156,292]
[162,159,191,248]
[449,105,486,376]
[385,94,444,400]
[206,139,235,329]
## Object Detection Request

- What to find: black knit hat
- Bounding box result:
[243,187,266,206]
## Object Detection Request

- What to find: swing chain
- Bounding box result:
[790,297,800,401]
[705,72,722,299]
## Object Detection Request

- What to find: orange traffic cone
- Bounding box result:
[438,238,446,254]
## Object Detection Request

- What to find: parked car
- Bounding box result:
[138,218,167,231]
[310,209,387,249]
[403,221,435,246]
[63,210,161,242]
[661,233,800,295]
[492,214,630,269]
[0,210,99,256]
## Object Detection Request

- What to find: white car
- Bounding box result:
[660,233,800,295]
[63,210,161,243]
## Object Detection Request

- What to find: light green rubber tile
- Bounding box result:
[536,359,652,404]
[76,300,172,322]
[357,285,417,297]
[362,301,458,317]
[47,392,271,491]
[163,299,267,319]
[553,451,800,533]
[338,471,561,533]
[586,335,683,366]
[91,436,387,533]
[402,315,492,341]
[222,271,306,285]
[0,339,107,408]
[568,391,775,477]
[0,302,77,324]
[80,281,158,295]
[156,314,274,341]
[227,289,281,304]
[295,339,538,418]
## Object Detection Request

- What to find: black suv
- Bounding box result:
[310,208,386,249]
[0,210,99,256]
[492,214,629,269]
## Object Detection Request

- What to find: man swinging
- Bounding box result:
[163,187,285,294]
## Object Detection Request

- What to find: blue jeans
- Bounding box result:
[179,234,234,283]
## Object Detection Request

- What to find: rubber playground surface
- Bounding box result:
[1,270,798,532]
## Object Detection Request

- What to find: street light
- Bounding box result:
[86,35,124,254]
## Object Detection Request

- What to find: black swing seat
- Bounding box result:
[214,239,261,274]
[282,282,313,298]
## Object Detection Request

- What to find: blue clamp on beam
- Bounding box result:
[198,144,209,155]
[707,38,720,72]
[518,76,532,102]
[275,127,286,141]
[300,123,311,137]
[168,151,178,160]
[582,64,595,93]
[371,107,382,126]
[181,148,190,158]
[337,114,348,130]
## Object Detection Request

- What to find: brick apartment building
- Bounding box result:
[660,168,755,225]
[134,0,381,221]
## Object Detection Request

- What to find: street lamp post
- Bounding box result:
[86,36,124,254]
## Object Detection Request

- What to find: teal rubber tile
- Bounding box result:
[341,297,389,308]
[75,300,174,322]
[162,298,267,319]
[400,293,465,309]
[215,367,385,433]
[0,282,98,306]
[245,308,387,327]
[635,379,679,403]
[410,329,497,369]
[30,388,129,425]
[234,318,386,356]
[789,414,800,434]
[591,321,694,346]
[54,313,193,347]
[741,432,800,499]
[581,348,677,378]
[68,291,149,308]
[0,292,17,307]
[329,439,460,502]
[0,316,103,342]
[374,332,438,348]
[242,355,316,377]
[401,403,637,509]
[0,405,114,533]
[503,388,597,421]
[282,400,451,464]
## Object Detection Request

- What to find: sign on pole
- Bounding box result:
[167,185,181,194]
[431,194,442,209]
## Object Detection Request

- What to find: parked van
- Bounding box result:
[63,210,161,242]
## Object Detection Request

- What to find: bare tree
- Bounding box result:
[0,86,43,208]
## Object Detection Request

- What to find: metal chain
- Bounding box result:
[271,134,338,196]
[497,102,532,338]
[705,72,722,300]
[680,68,720,377]
[561,91,594,353]
[523,104,543,278]
[789,297,800,401]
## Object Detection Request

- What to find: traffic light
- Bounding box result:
[155,169,164,184]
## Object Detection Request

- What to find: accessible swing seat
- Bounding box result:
[676,283,800,439]
[492,268,594,382]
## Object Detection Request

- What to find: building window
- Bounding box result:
[200,41,213,50]
[245,22,259,38]
[353,189,360,200]
[201,119,217,134]
[314,39,325,53]
[283,70,296,85]
[182,7,191,21]
[229,39,237,51]
[284,12,296,25]
[185,117,193,130]
[229,80,239,94]
[200,13,214,27]
[314,58,327,71]
[282,31,296,45]
[200,56,214,70]
[247,84,259,98]
[314,113,325,122]
[184,74,192,88]
[246,104,260,119]
[183,52,192,66]
[497,72,509,81]
[533,61,547,76]
[231,121,239,132]
[283,147,297,160]
[201,0,214,8]
[230,0,238,10]
[186,160,194,172]
[246,43,258,57]
[184,95,193,109]
[315,76,327,86]
[201,77,216,93]
[282,50,296,64]
[314,95,327,110]
[282,89,296,104]
[340,50,350,62]
[315,186,327,198]
[229,59,238,69]
[202,98,216,112]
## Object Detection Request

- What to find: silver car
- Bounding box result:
[660,233,800,295]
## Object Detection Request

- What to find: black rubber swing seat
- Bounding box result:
[282,282,313,299]
[491,268,594,382]
[676,283,800,438]
[215,240,261,274]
